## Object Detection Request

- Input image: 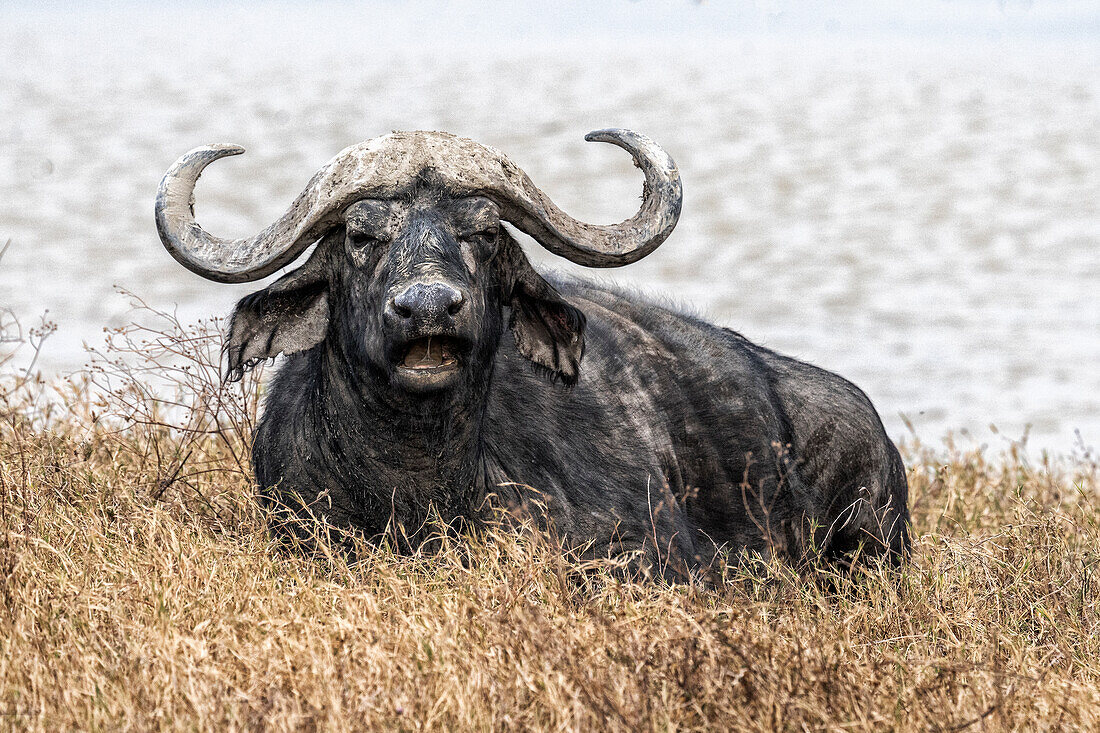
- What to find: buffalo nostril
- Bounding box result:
[390,298,413,319]
[447,292,466,315]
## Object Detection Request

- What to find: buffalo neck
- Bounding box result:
[311,340,493,536]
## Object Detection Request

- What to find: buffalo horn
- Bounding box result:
[154,129,682,282]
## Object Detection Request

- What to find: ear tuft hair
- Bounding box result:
[509,297,586,385]
[224,237,334,381]
[226,280,329,381]
[498,233,587,384]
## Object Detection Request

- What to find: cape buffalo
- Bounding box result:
[155,129,910,579]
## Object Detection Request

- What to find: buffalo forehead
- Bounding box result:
[315,131,523,204]
[344,195,500,235]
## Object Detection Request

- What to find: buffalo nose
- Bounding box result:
[390,282,466,320]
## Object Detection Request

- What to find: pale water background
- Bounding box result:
[1,1,1097,452]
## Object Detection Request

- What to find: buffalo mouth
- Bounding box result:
[396,336,463,375]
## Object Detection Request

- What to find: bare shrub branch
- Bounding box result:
[83,288,266,526]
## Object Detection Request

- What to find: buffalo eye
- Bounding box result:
[346,229,379,250]
[458,227,496,274]
[460,225,498,244]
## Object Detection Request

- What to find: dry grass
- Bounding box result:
[0,308,1097,731]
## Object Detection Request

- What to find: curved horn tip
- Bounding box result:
[192,143,246,159]
[582,129,676,170]
[584,128,632,144]
[584,128,664,149]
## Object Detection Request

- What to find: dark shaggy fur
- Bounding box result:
[228,188,909,579]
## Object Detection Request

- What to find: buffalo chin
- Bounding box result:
[394,363,463,392]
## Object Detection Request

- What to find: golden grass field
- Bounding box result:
[0,308,1097,731]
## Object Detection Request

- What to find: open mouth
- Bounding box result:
[397,336,462,374]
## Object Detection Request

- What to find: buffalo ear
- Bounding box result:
[225,240,331,381]
[499,234,586,384]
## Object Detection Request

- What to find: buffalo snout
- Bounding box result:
[389,282,467,325]
[387,280,468,330]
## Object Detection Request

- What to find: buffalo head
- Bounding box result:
[154,130,681,394]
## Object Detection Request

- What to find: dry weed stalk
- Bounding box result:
[0,242,57,427]
[82,289,266,527]
[0,294,1097,730]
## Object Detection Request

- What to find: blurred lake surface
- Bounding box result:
[1,4,1097,451]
